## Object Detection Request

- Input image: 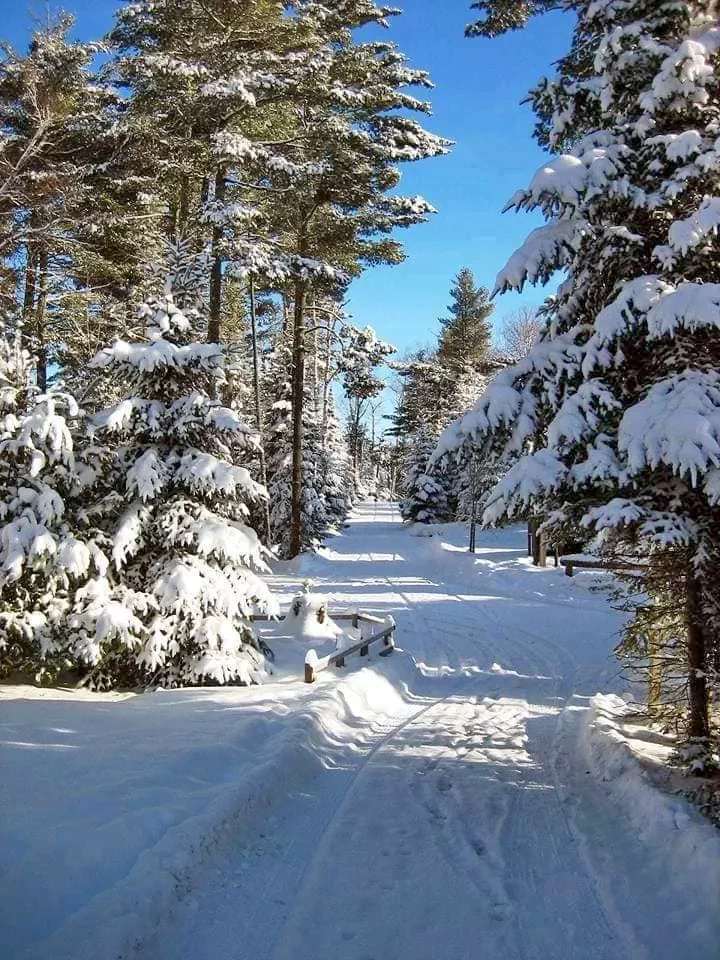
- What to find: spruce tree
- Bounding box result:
[73,250,275,687]
[0,328,108,680]
[448,0,720,764]
[438,268,493,367]
[400,426,450,524]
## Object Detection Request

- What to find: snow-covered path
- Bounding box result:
[126,503,712,960]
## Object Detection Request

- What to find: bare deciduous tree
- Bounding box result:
[498,306,542,359]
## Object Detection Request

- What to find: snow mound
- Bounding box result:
[580,694,720,916]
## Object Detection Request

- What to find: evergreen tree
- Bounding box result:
[320,395,353,527]
[73,253,275,687]
[338,324,395,479]
[438,267,493,367]
[448,0,720,764]
[0,327,108,680]
[400,425,450,524]
[0,17,121,390]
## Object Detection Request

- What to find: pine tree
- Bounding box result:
[264,339,295,557]
[320,395,353,527]
[0,327,108,680]
[0,15,149,390]
[400,426,451,524]
[438,268,493,367]
[448,0,720,764]
[72,251,275,687]
[338,324,395,480]
[264,335,334,557]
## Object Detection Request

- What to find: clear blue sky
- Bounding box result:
[4,2,572,353]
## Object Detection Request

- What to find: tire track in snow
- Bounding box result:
[131,503,666,960]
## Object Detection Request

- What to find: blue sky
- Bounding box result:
[4,2,572,353]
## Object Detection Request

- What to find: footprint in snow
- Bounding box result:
[491,901,514,922]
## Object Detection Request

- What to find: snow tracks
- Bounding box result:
[3,503,718,959]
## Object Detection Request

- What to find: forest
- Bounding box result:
[1,0,719,776]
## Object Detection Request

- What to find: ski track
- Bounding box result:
[132,503,705,960]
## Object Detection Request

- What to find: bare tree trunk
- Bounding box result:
[22,243,37,348]
[321,316,334,449]
[35,246,48,392]
[468,459,478,554]
[249,274,271,543]
[469,510,477,554]
[290,281,307,558]
[686,569,710,741]
[311,298,320,420]
[353,397,363,477]
[528,517,546,565]
[208,167,225,344]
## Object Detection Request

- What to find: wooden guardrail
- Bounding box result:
[304,614,396,684]
[561,558,646,578]
[250,610,397,683]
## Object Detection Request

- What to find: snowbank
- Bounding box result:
[580,694,720,916]
[0,656,415,960]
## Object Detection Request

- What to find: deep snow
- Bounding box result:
[1,502,718,960]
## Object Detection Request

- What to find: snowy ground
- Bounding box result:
[2,502,719,960]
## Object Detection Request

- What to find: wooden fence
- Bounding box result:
[250,611,397,683]
[561,558,646,578]
[304,614,396,683]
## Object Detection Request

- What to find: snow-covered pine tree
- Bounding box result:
[319,393,353,528]
[254,2,450,555]
[446,0,720,763]
[0,326,108,680]
[338,324,395,482]
[72,254,275,688]
[400,426,451,524]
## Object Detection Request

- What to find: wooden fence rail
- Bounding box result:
[561,558,646,578]
[250,610,397,683]
[304,615,396,684]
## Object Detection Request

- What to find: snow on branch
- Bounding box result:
[619,372,720,487]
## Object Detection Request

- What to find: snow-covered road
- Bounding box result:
[3,503,717,960]
[126,503,713,960]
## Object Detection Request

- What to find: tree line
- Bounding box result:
[0,0,449,687]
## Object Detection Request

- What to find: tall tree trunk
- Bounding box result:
[311,298,320,419]
[686,568,710,741]
[35,246,48,392]
[249,274,271,543]
[353,398,362,476]
[529,517,546,566]
[290,281,307,558]
[321,316,334,449]
[208,167,225,343]
[22,243,38,349]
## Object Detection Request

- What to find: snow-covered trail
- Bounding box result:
[131,503,706,960]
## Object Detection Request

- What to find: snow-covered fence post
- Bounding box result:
[382,616,396,655]
[359,618,373,657]
[305,650,319,684]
